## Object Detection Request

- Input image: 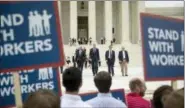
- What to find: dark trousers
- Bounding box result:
[85,60,88,68]
[73,62,76,67]
[107,60,114,76]
[77,61,84,72]
[92,61,98,76]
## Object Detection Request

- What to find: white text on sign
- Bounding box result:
[0,11,53,57]
[147,27,184,66]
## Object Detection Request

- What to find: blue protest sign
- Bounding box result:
[0,1,64,73]
[0,68,61,108]
[140,13,184,81]
[79,89,126,104]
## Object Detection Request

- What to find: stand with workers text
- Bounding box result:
[140,13,184,81]
[0,68,61,108]
[0,1,64,108]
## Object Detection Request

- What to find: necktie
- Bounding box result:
[123,51,126,59]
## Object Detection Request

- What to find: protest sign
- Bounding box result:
[0,1,64,73]
[0,68,61,108]
[140,13,184,81]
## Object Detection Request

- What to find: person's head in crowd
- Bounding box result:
[23,89,60,108]
[94,71,112,93]
[129,78,146,97]
[109,45,112,50]
[163,88,184,108]
[62,67,82,93]
[152,85,173,108]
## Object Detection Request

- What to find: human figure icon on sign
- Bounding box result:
[43,10,52,35]
[28,10,52,37]
[48,67,53,79]
[34,11,44,36]
[28,11,36,37]
[38,68,49,80]
[38,68,53,80]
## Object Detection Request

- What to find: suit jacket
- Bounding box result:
[105,50,115,64]
[72,56,76,62]
[118,50,129,63]
[75,49,86,63]
[89,48,100,62]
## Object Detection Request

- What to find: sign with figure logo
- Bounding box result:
[0,67,61,108]
[79,89,127,104]
[140,13,184,81]
[0,1,64,73]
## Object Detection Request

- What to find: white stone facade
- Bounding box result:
[59,1,146,45]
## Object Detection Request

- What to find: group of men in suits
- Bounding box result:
[105,45,129,76]
[75,44,129,77]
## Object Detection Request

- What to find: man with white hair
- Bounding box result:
[118,46,129,76]
[126,78,151,108]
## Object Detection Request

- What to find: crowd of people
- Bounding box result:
[65,44,129,77]
[69,37,92,46]
[69,37,116,46]
[22,39,183,108]
[23,67,184,108]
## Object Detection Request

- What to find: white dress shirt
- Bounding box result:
[61,94,91,108]
[109,50,112,59]
[79,49,82,56]
[86,93,127,108]
[122,51,126,59]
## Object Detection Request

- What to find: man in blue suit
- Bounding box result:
[105,45,115,76]
[118,46,129,76]
[89,44,100,76]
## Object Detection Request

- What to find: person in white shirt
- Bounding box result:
[86,71,127,108]
[118,46,129,76]
[60,67,91,108]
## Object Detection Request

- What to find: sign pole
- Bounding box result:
[171,80,178,90]
[13,73,22,108]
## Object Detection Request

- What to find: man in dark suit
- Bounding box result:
[105,45,115,76]
[89,44,100,76]
[72,53,76,67]
[118,46,129,76]
[75,46,86,72]
[83,47,88,68]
